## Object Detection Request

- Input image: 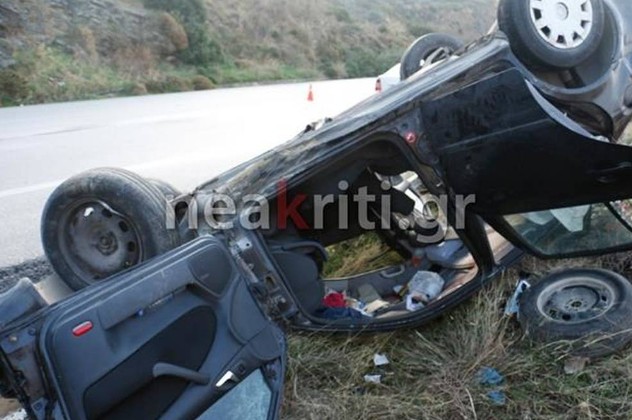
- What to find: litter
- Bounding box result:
[357,284,382,304]
[504,276,531,316]
[406,294,425,312]
[564,356,589,375]
[364,299,389,315]
[476,367,504,386]
[477,367,506,406]
[322,291,347,309]
[487,390,506,406]
[373,353,390,367]
[316,307,367,320]
[393,285,405,295]
[404,271,445,311]
[408,271,445,302]
[363,374,382,384]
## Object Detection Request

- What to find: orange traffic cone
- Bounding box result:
[375,78,382,93]
[307,84,314,102]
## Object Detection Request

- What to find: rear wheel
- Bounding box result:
[400,33,463,80]
[519,269,632,357]
[42,168,180,290]
[498,0,605,69]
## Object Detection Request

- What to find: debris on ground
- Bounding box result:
[476,367,505,386]
[504,274,531,316]
[373,353,390,367]
[363,374,382,385]
[564,356,590,375]
[487,390,507,406]
[477,367,506,406]
[404,271,445,312]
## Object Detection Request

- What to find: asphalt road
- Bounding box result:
[0,78,375,268]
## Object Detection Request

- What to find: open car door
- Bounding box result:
[1,237,285,420]
[422,67,632,259]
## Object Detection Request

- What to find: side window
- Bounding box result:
[198,369,272,420]
[504,202,632,256]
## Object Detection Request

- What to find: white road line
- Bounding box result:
[0,181,62,199]
[0,153,231,199]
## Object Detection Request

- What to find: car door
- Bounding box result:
[31,236,285,420]
[421,67,632,258]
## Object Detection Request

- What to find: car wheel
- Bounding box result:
[42,168,181,290]
[148,178,181,198]
[519,268,632,358]
[498,0,606,69]
[400,33,463,80]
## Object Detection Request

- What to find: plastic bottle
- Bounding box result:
[408,271,445,302]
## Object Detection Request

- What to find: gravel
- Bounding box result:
[0,257,52,293]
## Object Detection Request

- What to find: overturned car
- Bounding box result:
[2,0,632,418]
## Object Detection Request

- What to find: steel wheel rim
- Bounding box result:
[536,276,615,323]
[419,46,453,69]
[59,200,143,283]
[529,0,594,49]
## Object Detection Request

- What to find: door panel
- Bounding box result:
[37,237,284,420]
[422,68,632,257]
[423,68,632,215]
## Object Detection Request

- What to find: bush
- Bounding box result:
[146,76,191,93]
[160,12,188,51]
[144,0,223,66]
[191,75,214,90]
[177,23,223,66]
[130,83,148,95]
[0,69,29,101]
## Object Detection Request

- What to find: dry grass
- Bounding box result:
[110,43,156,76]
[283,240,632,419]
[71,26,98,62]
[160,12,189,51]
[191,75,214,90]
[323,234,403,278]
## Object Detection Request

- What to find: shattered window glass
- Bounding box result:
[197,369,272,420]
[504,202,632,256]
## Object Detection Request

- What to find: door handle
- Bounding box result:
[215,370,239,388]
[380,264,406,279]
[153,362,210,385]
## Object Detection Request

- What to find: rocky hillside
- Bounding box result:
[0,0,496,105]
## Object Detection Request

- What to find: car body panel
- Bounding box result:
[376,64,401,93]
[0,237,285,419]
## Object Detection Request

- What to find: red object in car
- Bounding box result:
[72,321,93,337]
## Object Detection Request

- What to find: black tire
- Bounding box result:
[498,0,605,69]
[42,168,181,290]
[519,268,632,358]
[400,33,463,80]
[148,178,181,198]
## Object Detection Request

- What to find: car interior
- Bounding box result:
[260,138,514,323]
